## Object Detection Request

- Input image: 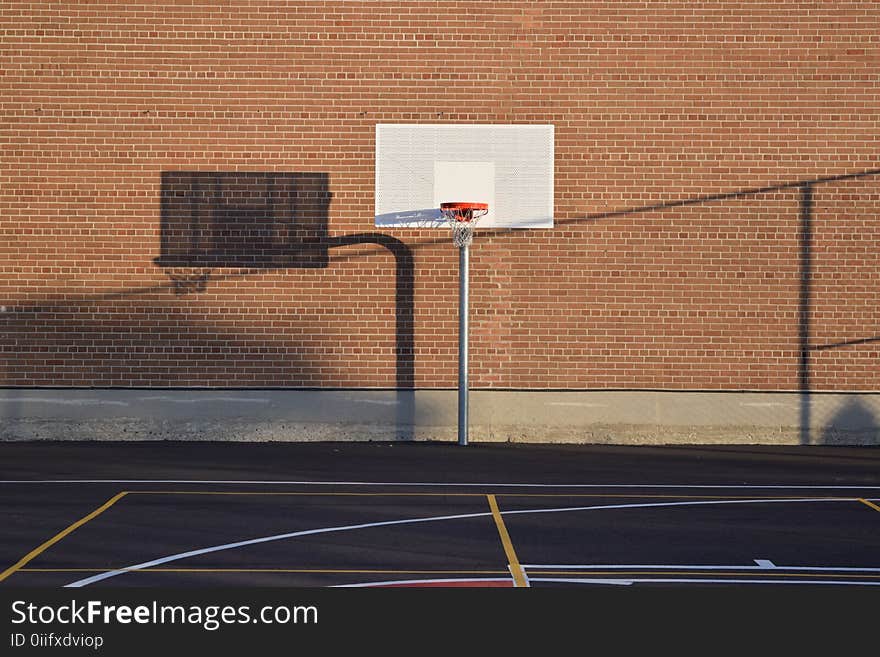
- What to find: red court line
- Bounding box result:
[348,578,513,588]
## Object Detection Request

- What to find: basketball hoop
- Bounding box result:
[440,202,488,248]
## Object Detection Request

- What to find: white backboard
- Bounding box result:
[375,124,554,229]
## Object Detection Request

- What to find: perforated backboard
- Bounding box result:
[375,124,554,229]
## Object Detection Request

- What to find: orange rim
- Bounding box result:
[440,202,489,222]
[440,202,489,211]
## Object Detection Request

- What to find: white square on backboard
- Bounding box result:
[375,124,553,229]
[433,162,496,226]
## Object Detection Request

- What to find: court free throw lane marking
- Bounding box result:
[487,495,528,588]
[64,496,855,588]
[0,491,128,584]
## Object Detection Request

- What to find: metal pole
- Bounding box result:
[458,243,469,446]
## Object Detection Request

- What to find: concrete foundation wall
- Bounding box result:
[1,389,878,446]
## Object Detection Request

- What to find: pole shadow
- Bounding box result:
[818,398,880,446]
[798,183,813,445]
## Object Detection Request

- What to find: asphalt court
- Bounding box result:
[1,442,879,588]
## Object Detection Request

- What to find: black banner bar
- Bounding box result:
[0,586,874,653]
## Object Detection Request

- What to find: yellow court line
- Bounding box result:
[0,491,128,584]
[20,567,509,575]
[487,494,528,588]
[859,499,880,513]
[133,491,486,497]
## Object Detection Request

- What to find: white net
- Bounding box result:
[441,204,488,248]
[450,221,477,248]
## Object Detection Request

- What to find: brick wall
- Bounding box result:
[2,1,878,391]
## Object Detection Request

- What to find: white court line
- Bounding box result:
[64,510,494,588]
[523,563,880,573]
[63,496,856,588]
[529,578,880,587]
[2,479,880,490]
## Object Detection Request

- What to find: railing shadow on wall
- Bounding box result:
[529,168,879,446]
